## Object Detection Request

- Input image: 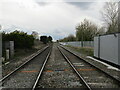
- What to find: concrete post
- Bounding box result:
[10,41,14,58]
[98,35,100,59]
[6,49,10,60]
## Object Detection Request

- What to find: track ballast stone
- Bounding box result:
[37,43,86,88]
[2,47,50,88]
[59,46,120,88]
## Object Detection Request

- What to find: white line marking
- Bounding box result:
[86,56,120,71]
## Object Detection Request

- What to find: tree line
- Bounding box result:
[2,30,53,49]
[59,19,105,42]
[59,1,119,42]
[40,36,53,44]
[2,30,34,49]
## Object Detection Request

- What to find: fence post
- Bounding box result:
[118,33,120,66]
[98,35,100,58]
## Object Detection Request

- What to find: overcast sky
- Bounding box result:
[0,0,118,40]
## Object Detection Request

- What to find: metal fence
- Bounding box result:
[59,41,94,47]
[94,33,120,66]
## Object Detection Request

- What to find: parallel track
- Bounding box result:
[58,45,120,88]
[32,48,51,90]
[2,43,120,89]
[58,46,91,90]
[1,46,49,83]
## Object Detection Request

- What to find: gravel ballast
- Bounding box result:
[2,45,47,77]
[59,46,120,88]
[61,44,120,81]
[2,47,50,88]
[36,43,86,88]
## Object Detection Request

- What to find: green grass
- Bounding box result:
[66,45,94,56]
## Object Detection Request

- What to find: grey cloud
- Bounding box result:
[67,2,93,9]
[35,0,50,6]
[35,0,93,9]
[36,2,49,6]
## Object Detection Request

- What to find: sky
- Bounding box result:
[0,0,118,41]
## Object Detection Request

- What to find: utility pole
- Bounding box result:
[81,30,84,47]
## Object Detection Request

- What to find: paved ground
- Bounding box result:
[37,43,86,88]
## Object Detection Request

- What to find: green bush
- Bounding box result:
[2,30,34,49]
[40,35,53,44]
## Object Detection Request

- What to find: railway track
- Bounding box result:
[1,45,52,89]
[58,46,91,90]
[32,48,51,90]
[1,43,120,89]
[58,45,120,88]
[34,44,91,89]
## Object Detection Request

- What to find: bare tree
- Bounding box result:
[76,19,101,41]
[101,1,118,33]
[59,34,76,42]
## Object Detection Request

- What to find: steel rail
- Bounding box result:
[59,45,120,85]
[58,46,92,90]
[32,48,51,90]
[0,46,49,82]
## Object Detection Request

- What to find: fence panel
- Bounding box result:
[100,34,118,65]
[118,34,120,66]
[94,33,120,66]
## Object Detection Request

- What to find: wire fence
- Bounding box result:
[59,41,94,47]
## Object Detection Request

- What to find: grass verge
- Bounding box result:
[65,45,94,56]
